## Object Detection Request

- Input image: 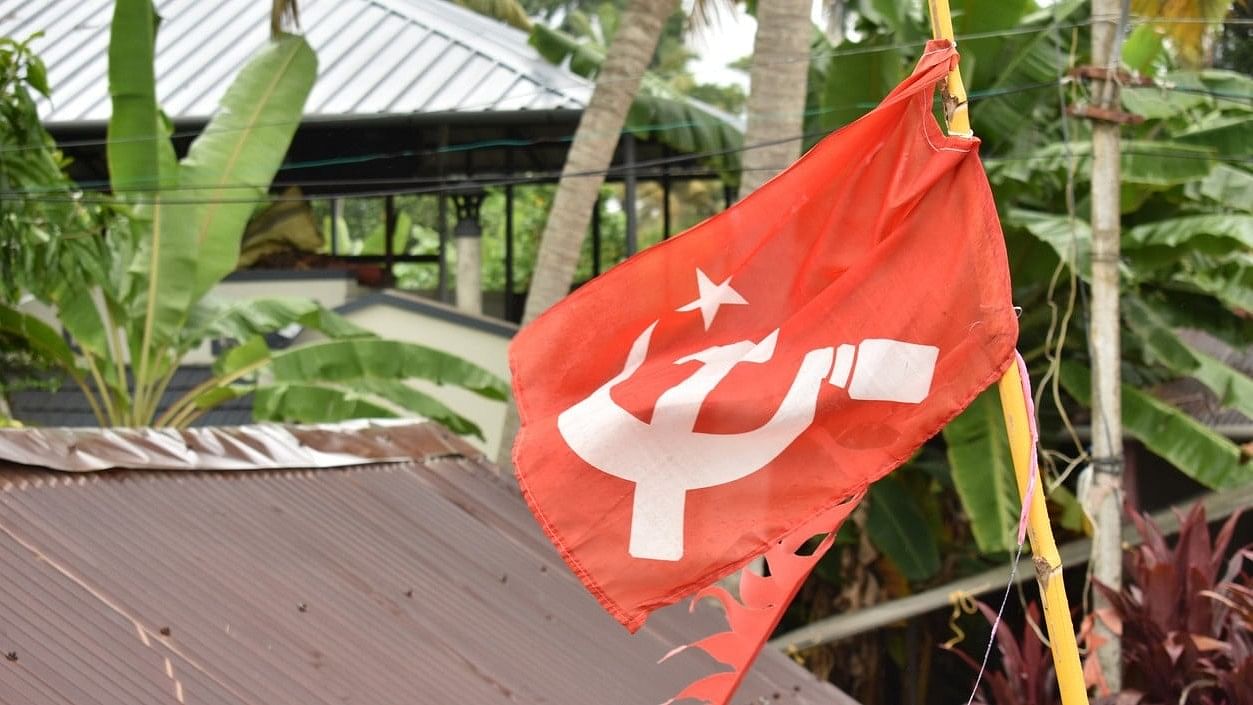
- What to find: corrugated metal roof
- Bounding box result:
[1154,329,1253,430]
[0,0,593,123]
[0,422,856,705]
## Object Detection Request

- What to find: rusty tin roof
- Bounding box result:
[0,421,853,705]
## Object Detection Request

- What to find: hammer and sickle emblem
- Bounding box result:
[557,322,940,562]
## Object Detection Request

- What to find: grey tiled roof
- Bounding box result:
[0,0,593,123]
[8,366,253,428]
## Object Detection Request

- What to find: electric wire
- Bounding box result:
[3,75,1247,199]
[5,143,1249,203]
[3,12,1246,156]
[5,141,1249,204]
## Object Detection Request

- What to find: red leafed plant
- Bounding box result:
[946,601,1059,705]
[954,502,1250,705]
[1084,503,1251,705]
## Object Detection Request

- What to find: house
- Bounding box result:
[2,0,742,321]
[2,0,741,442]
[0,421,855,705]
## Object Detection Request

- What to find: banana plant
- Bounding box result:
[801,1,1253,556]
[0,0,506,436]
[960,67,1253,552]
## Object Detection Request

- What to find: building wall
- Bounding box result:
[328,300,513,459]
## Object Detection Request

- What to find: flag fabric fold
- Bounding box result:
[510,39,1018,703]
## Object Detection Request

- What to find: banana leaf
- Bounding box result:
[1196,69,1253,105]
[267,339,508,401]
[190,335,492,436]
[1059,362,1251,490]
[50,285,112,360]
[252,381,482,438]
[995,141,1215,187]
[1192,164,1253,212]
[180,34,317,300]
[106,0,177,194]
[1175,115,1253,155]
[818,34,906,134]
[1005,209,1093,278]
[943,387,1020,554]
[1121,25,1165,74]
[253,383,398,423]
[1172,262,1253,317]
[211,335,271,376]
[1126,214,1253,250]
[1143,291,1253,350]
[352,377,483,438]
[866,475,941,581]
[950,0,1035,96]
[1121,75,1210,120]
[965,0,1084,152]
[183,384,255,416]
[108,0,196,370]
[183,296,373,349]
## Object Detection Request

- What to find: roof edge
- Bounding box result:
[0,420,476,473]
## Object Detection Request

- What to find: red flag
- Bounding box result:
[511,40,1016,701]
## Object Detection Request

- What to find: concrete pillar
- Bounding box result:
[452,190,485,314]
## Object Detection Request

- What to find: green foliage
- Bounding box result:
[1060,362,1250,490]
[943,389,1021,555]
[799,0,1253,560]
[866,475,942,581]
[0,35,101,304]
[167,337,505,437]
[1006,62,1253,494]
[0,34,111,398]
[528,7,744,175]
[1,6,504,435]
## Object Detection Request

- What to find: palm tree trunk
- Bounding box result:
[497,0,678,467]
[520,0,677,325]
[738,0,812,200]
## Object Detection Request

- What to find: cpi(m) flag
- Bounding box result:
[511,41,1018,703]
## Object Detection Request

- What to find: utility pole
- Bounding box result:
[1085,0,1127,691]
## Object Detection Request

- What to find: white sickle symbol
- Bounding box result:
[557,323,937,561]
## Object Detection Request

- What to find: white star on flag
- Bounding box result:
[675,269,748,330]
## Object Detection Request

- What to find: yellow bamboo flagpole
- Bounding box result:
[924,3,1091,705]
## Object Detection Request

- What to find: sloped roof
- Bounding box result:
[0,0,593,123]
[1154,329,1253,432]
[0,421,854,705]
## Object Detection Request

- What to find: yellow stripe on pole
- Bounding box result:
[925,2,1091,704]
